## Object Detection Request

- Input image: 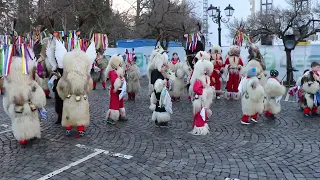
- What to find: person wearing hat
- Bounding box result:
[264,69,286,120]
[239,67,265,125]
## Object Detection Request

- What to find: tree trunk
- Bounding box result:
[159,36,169,50]
[135,0,141,26]
[285,49,295,87]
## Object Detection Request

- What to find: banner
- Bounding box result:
[105,44,320,80]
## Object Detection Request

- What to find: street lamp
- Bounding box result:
[207,4,235,46]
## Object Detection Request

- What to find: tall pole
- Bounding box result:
[217,10,222,47]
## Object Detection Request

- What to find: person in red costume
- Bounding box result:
[264,69,286,120]
[223,45,243,100]
[106,54,128,124]
[301,62,320,117]
[189,58,215,135]
[209,45,223,99]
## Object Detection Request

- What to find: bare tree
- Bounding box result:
[133,0,200,49]
[226,1,320,85]
[0,0,17,34]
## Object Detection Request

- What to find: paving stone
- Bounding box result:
[0,77,319,179]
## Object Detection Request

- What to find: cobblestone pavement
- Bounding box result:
[0,77,320,180]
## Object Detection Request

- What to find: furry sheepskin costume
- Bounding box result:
[189,58,215,135]
[168,53,191,101]
[126,56,141,100]
[301,70,320,116]
[147,48,164,96]
[3,57,46,145]
[105,54,128,124]
[149,50,172,126]
[91,52,108,90]
[264,74,286,119]
[239,67,265,125]
[188,51,211,101]
[56,39,96,136]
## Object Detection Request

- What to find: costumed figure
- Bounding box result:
[223,45,243,100]
[264,70,286,119]
[45,35,65,125]
[239,67,265,125]
[147,48,164,96]
[33,37,54,99]
[288,69,309,110]
[189,59,215,135]
[209,45,224,99]
[149,50,173,126]
[3,57,46,145]
[301,62,320,117]
[105,54,128,124]
[55,39,96,136]
[188,51,211,101]
[169,53,191,101]
[126,55,141,100]
[91,49,108,90]
[241,44,267,88]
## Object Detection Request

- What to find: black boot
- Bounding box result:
[46,94,51,99]
[55,114,62,124]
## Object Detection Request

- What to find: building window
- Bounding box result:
[261,0,273,13]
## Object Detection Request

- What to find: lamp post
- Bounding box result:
[207,4,235,46]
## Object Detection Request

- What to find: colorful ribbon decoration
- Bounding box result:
[93,33,108,51]
[185,33,200,52]
[233,27,253,47]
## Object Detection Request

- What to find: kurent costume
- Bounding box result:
[239,67,265,125]
[126,55,141,100]
[106,55,128,124]
[169,53,191,101]
[91,52,108,90]
[241,44,267,88]
[55,39,96,136]
[223,45,243,100]
[301,70,320,117]
[3,57,46,145]
[264,70,286,119]
[149,49,173,126]
[209,45,223,99]
[189,59,215,135]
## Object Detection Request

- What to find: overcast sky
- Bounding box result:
[113,0,319,46]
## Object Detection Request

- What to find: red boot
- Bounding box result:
[77,126,85,137]
[19,139,28,145]
[241,115,250,125]
[66,126,72,136]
